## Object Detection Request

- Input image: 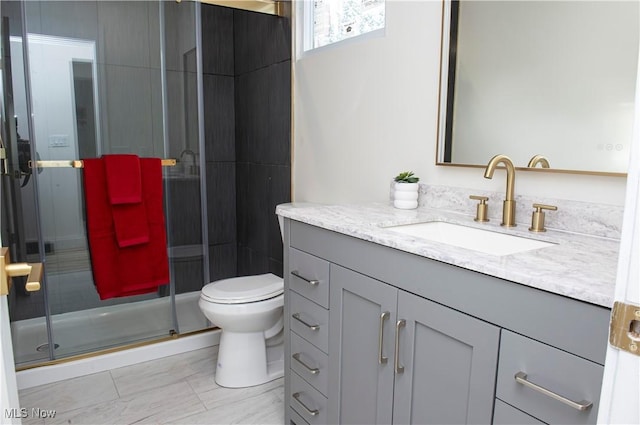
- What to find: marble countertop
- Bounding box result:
[276,202,620,308]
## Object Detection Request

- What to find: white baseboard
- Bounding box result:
[17,330,220,390]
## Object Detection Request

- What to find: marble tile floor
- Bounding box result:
[18,346,284,425]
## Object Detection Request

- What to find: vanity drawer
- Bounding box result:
[496,330,603,424]
[289,291,329,353]
[288,406,310,425]
[290,332,329,396]
[290,371,328,425]
[493,399,545,424]
[289,248,330,308]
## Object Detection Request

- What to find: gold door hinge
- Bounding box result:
[609,301,640,356]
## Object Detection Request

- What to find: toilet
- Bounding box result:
[198,273,285,388]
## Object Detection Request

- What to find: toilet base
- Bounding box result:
[214,330,284,388]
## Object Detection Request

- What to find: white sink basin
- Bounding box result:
[384,221,555,256]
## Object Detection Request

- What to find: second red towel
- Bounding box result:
[103,154,149,247]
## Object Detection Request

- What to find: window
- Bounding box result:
[302,0,385,52]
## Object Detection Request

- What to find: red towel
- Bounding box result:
[103,154,150,247]
[83,157,169,300]
[104,154,142,204]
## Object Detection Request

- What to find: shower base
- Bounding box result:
[11,291,210,365]
[16,328,220,390]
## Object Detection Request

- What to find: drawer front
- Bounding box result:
[289,291,329,353]
[497,330,603,424]
[493,399,545,424]
[290,371,328,425]
[289,248,330,308]
[289,407,310,425]
[290,332,329,396]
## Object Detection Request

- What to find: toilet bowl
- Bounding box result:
[198,273,284,388]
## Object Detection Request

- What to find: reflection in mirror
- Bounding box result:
[437,0,639,175]
[527,155,550,169]
[21,34,100,267]
[183,47,198,155]
[72,61,98,160]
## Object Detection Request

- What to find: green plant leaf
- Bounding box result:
[394,171,419,183]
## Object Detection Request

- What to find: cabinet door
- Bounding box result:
[328,265,398,425]
[392,290,500,425]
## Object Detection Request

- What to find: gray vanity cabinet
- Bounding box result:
[283,218,610,425]
[328,264,500,424]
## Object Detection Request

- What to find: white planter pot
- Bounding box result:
[393,182,419,209]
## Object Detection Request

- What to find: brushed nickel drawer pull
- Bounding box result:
[292,352,320,375]
[291,270,319,286]
[394,319,406,373]
[292,392,319,417]
[514,371,593,411]
[379,311,390,364]
[292,313,320,331]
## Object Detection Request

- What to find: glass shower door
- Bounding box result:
[2,0,209,367]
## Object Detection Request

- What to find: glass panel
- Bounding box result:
[1,0,50,365]
[162,1,209,334]
[2,0,209,365]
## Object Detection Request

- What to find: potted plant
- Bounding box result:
[393,171,420,209]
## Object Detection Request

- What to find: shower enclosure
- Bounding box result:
[0,0,211,367]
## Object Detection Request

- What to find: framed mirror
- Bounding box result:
[437,0,639,176]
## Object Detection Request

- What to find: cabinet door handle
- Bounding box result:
[379,311,390,364]
[514,371,593,411]
[292,313,320,331]
[291,270,319,286]
[292,392,319,417]
[394,319,406,374]
[292,353,320,375]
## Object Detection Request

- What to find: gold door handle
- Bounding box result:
[1,247,44,295]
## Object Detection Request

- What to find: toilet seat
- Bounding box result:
[200,273,283,304]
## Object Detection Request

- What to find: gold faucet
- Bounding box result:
[484,154,516,227]
[527,155,550,168]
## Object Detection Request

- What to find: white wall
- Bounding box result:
[292,0,629,206]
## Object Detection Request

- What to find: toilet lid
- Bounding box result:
[200,273,284,304]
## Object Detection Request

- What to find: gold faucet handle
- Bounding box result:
[469,195,489,222]
[529,204,557,232]
[533,203,557,212]
[470,195,488,202]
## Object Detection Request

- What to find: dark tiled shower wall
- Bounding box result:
[202,6,291,283]
[202,6,237,284]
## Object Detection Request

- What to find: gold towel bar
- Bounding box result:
[29,159,177,169]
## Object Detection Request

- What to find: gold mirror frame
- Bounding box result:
[434,0,633,178]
